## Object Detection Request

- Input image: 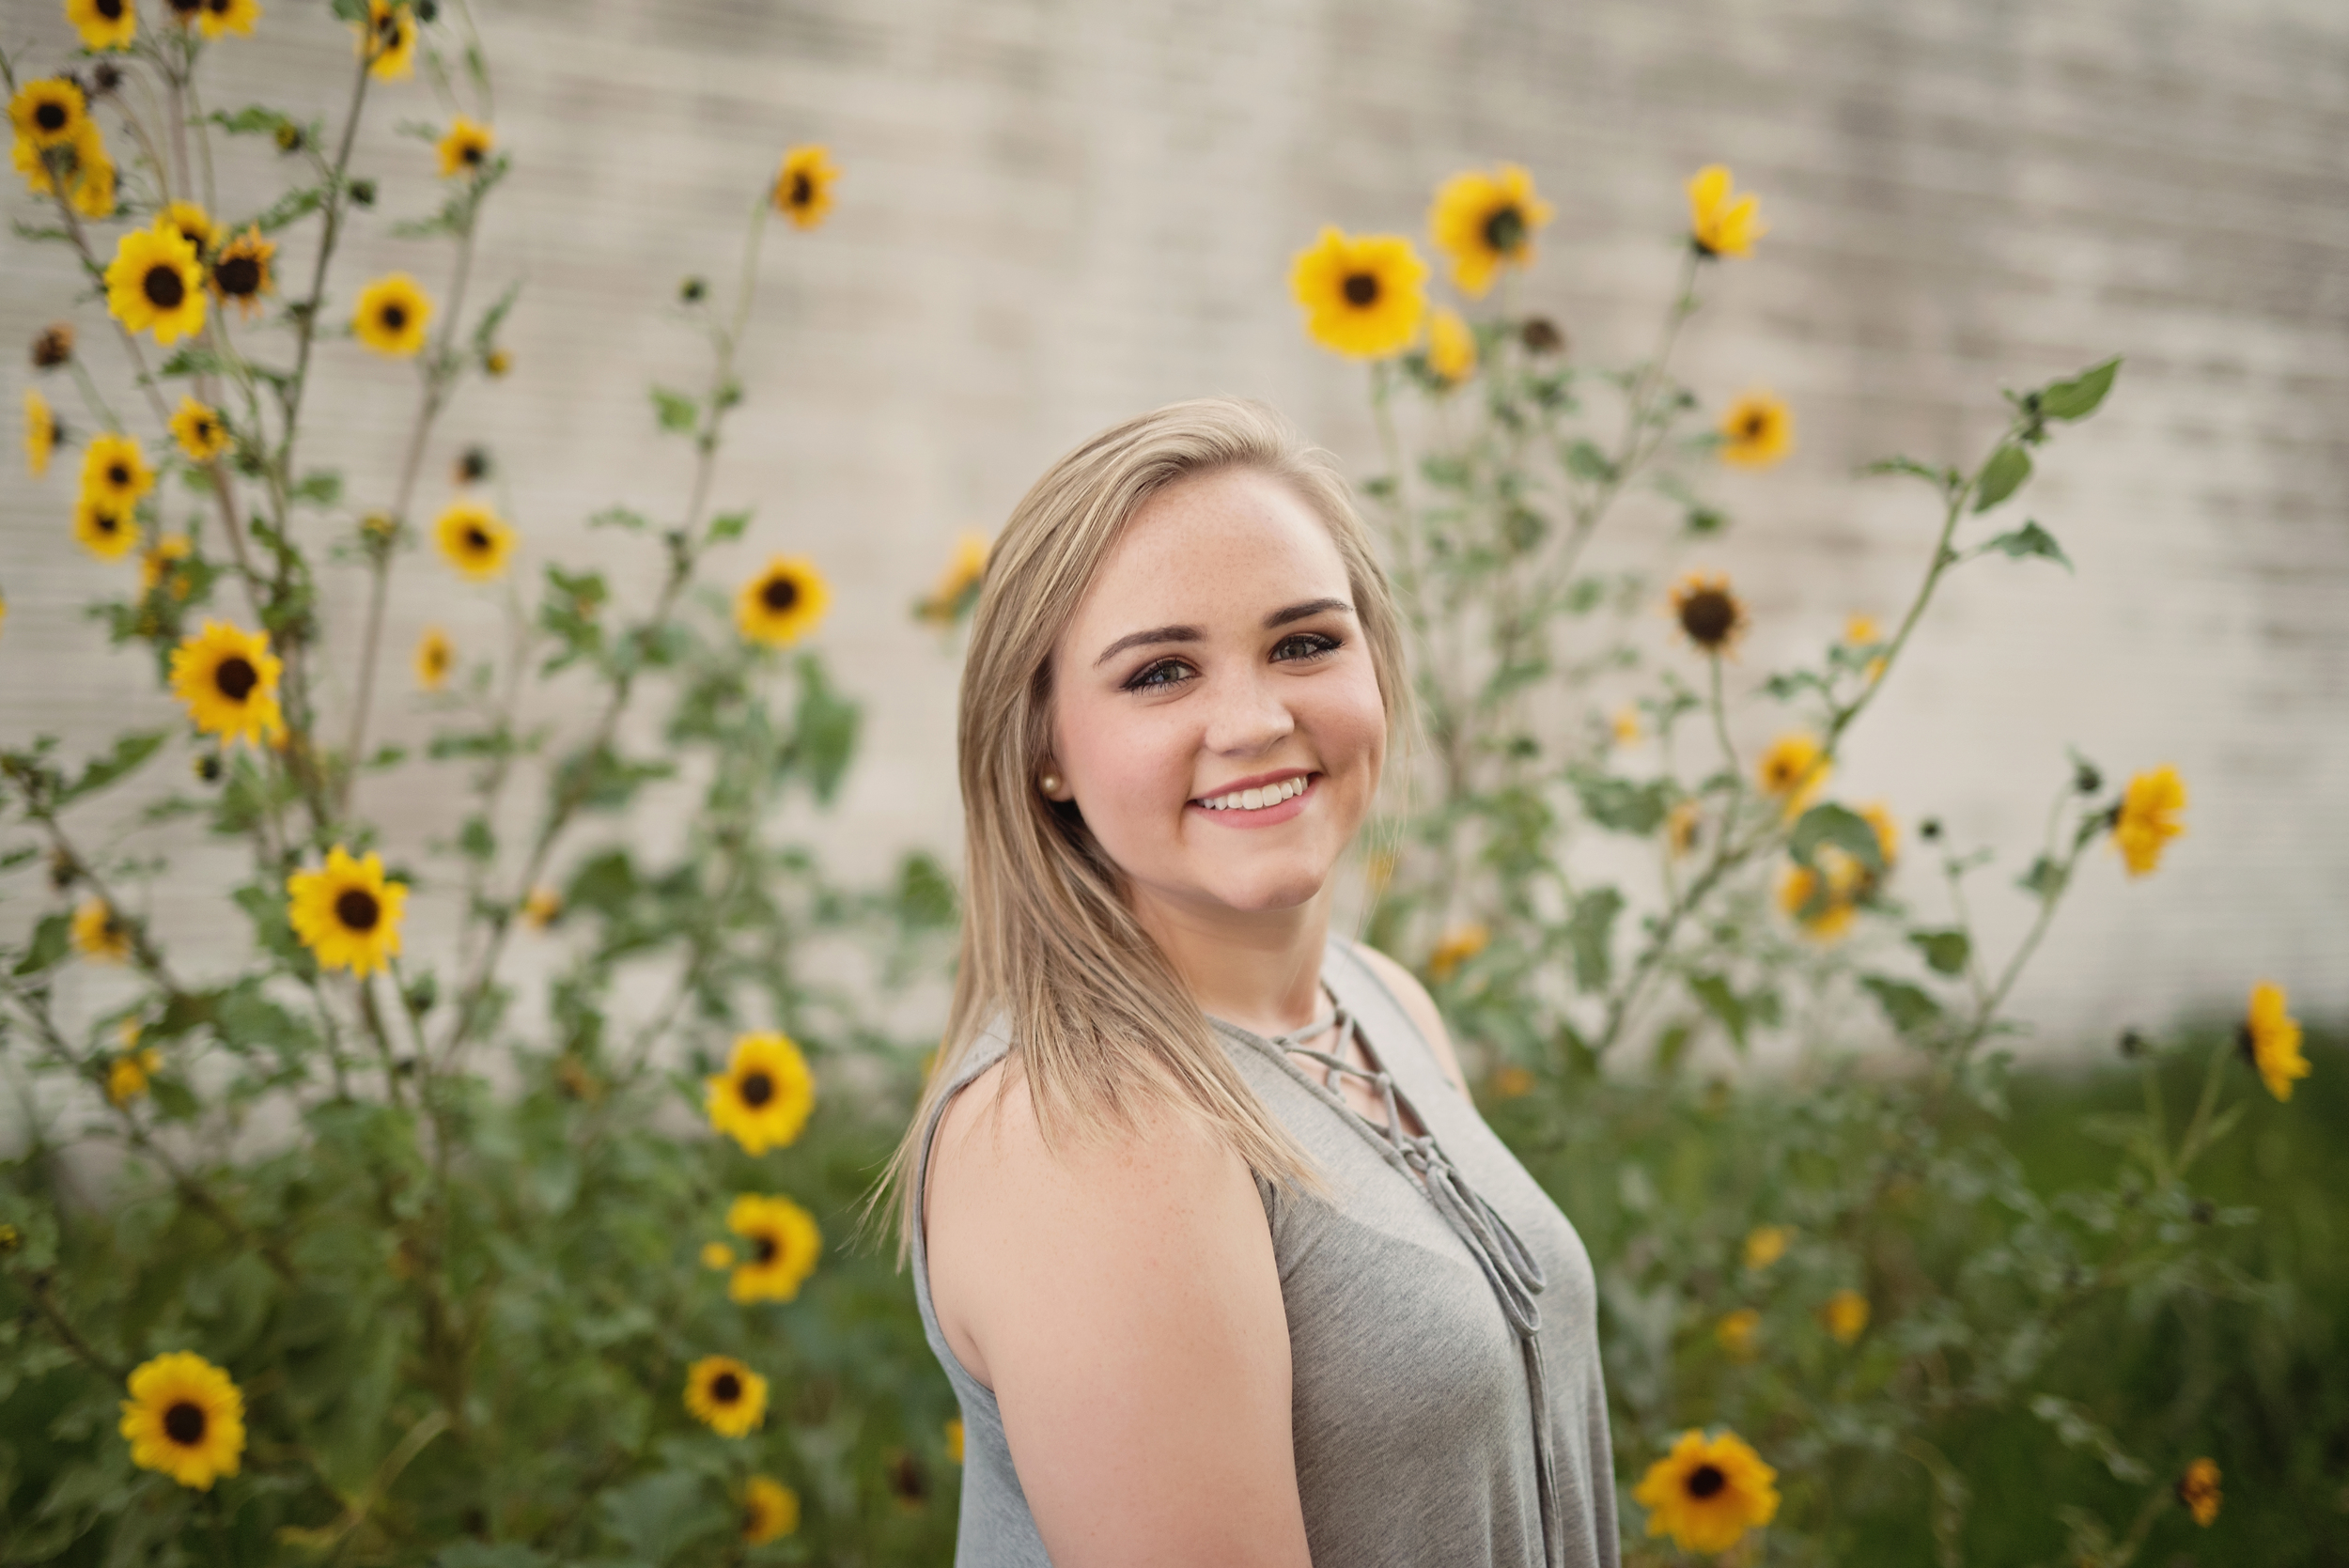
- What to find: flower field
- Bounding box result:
[3,3,2340,1564]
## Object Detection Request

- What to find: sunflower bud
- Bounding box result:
[193,752,223,784]
[1520,317,1565,355]
[348,178,378,209]
[679,276,708,303]
[0,1221,18,1253]
[415,0,441,20]
[2117,1028,2146,1059]
[360,512,398,549]
[90,61,123,97]
[454,445,490,485]
[483,348,511,378]
[2074,761,2102,795]
[2190,1198,2216,1225]
[48,847,78,892]
[1919,817,1942,843]
[886,1450,927,1508]
[31,323,74,369]
[275,121,304,153]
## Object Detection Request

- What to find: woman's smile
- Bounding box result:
[1190,769,1318,827]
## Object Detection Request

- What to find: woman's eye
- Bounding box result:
[1273,631,1342,663]
[1124,659,1194,691]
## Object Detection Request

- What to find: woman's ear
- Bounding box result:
[1036,757,1071,801]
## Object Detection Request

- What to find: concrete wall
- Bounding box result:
[5,0,2345,1052]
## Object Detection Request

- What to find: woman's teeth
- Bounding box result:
[1196,775,1310,813]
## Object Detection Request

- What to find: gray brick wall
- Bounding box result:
[5,0,2343,1049]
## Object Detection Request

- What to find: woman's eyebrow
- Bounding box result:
[1092,598,1355,669]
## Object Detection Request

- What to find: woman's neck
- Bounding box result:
[1128,887,1333,1039]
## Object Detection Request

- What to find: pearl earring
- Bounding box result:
[1038,772,1062,797]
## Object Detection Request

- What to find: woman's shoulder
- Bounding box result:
[1334,938,1471,1098]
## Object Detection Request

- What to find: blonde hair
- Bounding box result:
[878,396,1409,1252]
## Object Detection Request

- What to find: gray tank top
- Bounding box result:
[910,935,1620,1567]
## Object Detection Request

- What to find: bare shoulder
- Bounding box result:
[923,1054,1311,1567]
[1347,940,1472,1099]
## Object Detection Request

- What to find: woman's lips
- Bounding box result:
[1188,772,1315,829]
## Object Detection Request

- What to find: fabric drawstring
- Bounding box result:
[1263,1003,1564,1568]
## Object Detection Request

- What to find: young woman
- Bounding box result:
[884,398,1617,1567]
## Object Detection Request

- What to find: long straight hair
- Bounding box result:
[877,396,1410,1254]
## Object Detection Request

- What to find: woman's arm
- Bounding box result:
[1352,942,1474,1101]
[926,1062,1314,1568]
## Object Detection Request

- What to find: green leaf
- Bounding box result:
[565,849,638,917]
[58,731,168,806]
[2037,357,2121,422]
[895,851,958,929]
[2018,854,2067,899]
[247,182,328,235]
[706,509,751,543]
[1652,1020,1693,1077]
[1568,769,1671,835]
[291,471,343,507]
[1788,802,1884,876]
[211,105,293,136]
[1420,454,1471,490]
[1908,928,1972,977]
[650,386,699,434]
[1688,972,1751,1051]
[789,655,862,805]
[1859,455,1954,488]
[1565,440,1614,481]
[1972,443,2032,512]
[1861,974,1944,1037]
[458,815,495,862]
[13,912,70,975]
[589,505,648,532]
[1563,888,1622,993]
[599,1467,725,1564]
[1978,520,2072,571]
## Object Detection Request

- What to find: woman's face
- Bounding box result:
[1047,467,1387,924]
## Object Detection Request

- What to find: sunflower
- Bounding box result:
[119,1352,245,1490]
[483,347,510,377]
[1610,706,1641,747]
[707,1032,816,1156]
[1742,1225,1788,1272]
[521,885,560,929]
[196,0,261,41]
[1290,226,1428,360]
[742,1475,801,1545]
[74,495,138,561]
[772,144,838,229]
[1667,800,1703,859]
[429,501,511,581]
[1715,1307,1760,1361]
[2239,980,2309,1102]
[33,321,75,368]
[1843,613,1879,646]
[168,619,285,746]
[71,896,132,963]
[210,227,276,318]
[1777,859,1857,940]
[2175,1458,2220,1528]
[1633,1428,1781,1556]
[25,388,57,477]
[701,1241,736,1270]
[68,128,117,218]
[156,201,217,259]
[436,115,493,178]
[916,531,990,626]
[1820,1288,1870,1344]
[2112,765,2186,877]
[1719,391,1793,468]
[945,1419,964,1464]
[105,227,208,347]
[286,846,408,976]
[170,396,230,464]
[68,0,139,51]
[1688,164,1766,258]
[1756,733,1828,815]
[1426,163,1553,298]
[356,0,415,80]
[413,626,453,690]
[353,272,431,356]
[9,80,86,152]
[1669,571,1747,655]
[1427,923,1489,982]
[1489,1064,1535,1099]
[141,535,194,598]
[735,555,831,646]
[81,432,154,510]
[683,1355,769,1437]
[1426,306,1477,387]
[1859,802,1899,871]
[107,1046,161,1105]
[725,1193,823,1303]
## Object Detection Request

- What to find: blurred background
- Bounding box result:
[6,0,2345,1049]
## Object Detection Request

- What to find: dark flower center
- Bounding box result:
[463,524,490,552]
[194,417,216,443]
[214,655,258,701]
[381,303,408,333]
[208,0,232,12]
[378,14,401,42]
[99,0,126,18]
[2236,1022,2256,1062]
[463,142,483,164]
[163,1400,207,1445]
[761,575,800,613]
[108,461,131,487]
[143,264,186,310]
[95,508,121,535]
[711,1372,742,1404]
[169,0,202,14]
[336,888,381,931]
[1483,203,1527,255]
[739,1070,774,1107]
[216,256,261,295]
[754,1234,778,1264]
[1742,411,1768,439]
[1678,589,1736,647]
[1342,272,1379,307]
[789,172,814,206]
[36,101,68,133]
[1687,1463,1726,1499]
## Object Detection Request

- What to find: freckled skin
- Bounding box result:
[1047,468,1386,945]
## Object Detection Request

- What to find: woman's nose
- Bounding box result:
[1200,665,1297,755]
